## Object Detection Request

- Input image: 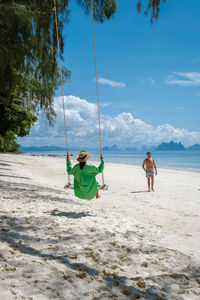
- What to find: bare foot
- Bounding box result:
[151,189,154,192]
[148,189,150,192]
[96,195,101,199]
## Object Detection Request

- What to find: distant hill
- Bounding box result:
[103,144,120,151]
[186,144,200,151]
[155,141,185,151]
[141,145,156,152]
[20,146,66,152]
[126,147,139,152]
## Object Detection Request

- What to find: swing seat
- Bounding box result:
[100,184,109,190]
[64,183,108,190]
[64,183,73,189]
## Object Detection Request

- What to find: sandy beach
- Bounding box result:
[0,153,200,300]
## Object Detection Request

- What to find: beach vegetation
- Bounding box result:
[0,0,116,152]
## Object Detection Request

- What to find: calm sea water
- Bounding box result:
[20,150,200,172]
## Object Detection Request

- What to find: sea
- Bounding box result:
[20,150,200,172]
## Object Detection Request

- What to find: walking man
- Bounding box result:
[142,152,157,192]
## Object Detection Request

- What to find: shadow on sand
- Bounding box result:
[0,213,199,300]
[0,174,30,180]
[0,178,80,206]
[48,209,93,219]
[0,162,11,167]
[131,191,148,194]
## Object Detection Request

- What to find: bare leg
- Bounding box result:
[96,190,100,199]
[151,177,154,191]
[147,177,150,191]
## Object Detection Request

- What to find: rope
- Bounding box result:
[53,0,105,188]
[53,0,71,186]
[91,0,105,186]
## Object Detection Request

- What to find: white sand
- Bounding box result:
[0,153,200,300]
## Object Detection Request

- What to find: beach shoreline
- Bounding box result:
[0,153,200,299]
[6,151,200,173]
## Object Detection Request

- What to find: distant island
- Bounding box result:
[155,141,200,151]
[141,145,156,152]
[186,144,200,151]
[19,146,83,152]
[103,142,200,152]
[102,144,121,151]
[155,141,185,151]
[126,147,139,152]
[20,146,66,152]
[20,142,200,153]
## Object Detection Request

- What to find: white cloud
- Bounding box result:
[148,78,156,84]
[192,57,200,62]
[98,77,126,88]
[19,95,200,148]
[100,102,112,107]
[165,72,200,86]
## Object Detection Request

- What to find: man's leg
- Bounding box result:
[147,177,150,191]
[151,176,154,191]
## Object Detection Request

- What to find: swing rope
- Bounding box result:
[53,0,71,187]
[53,0,106,188]
[91,0,105,187]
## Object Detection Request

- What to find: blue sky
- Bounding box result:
[20,0,200,148]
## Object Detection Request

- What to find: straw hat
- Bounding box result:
[77,151,90,162]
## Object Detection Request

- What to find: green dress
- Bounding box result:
[66,159,104,200]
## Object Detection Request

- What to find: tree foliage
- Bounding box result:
[0,0,116,121]
[76,0,117,22]
[0,91,37,152]
[137,0,166,23]
[0,0,116,151]
[0,0,71,123]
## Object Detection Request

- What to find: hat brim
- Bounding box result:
[77,153,90,162]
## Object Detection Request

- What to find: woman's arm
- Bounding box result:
[87,159,104,176]
[97,159,104,173]
[66,159,74,175]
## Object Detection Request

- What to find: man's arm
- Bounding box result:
[153,160,157,175]
[142,160,146,172]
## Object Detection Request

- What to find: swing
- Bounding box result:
[53,0,108,191]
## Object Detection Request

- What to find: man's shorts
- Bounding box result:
[146,169,154,178]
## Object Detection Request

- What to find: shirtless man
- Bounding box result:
[142,152,157,192]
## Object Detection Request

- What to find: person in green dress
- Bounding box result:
[66,151,104,200]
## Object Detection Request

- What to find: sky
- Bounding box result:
[20,0,200,148]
